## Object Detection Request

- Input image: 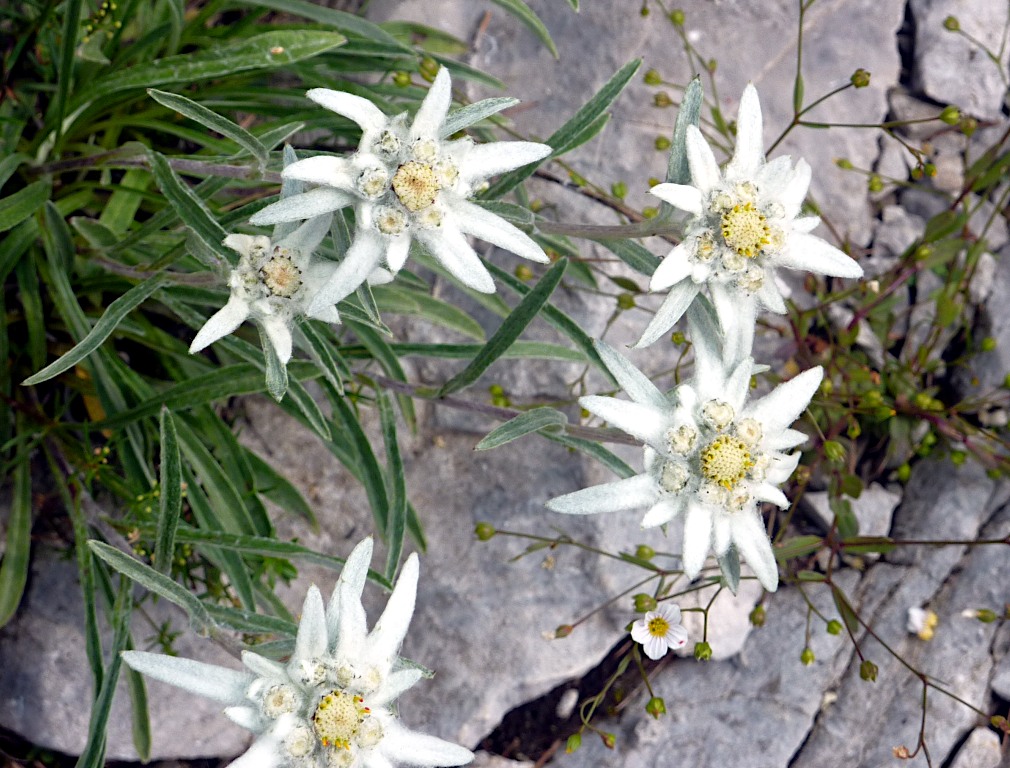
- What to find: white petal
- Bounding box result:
[410,66,452,140]
[641,496,685,528]
[767,428,808,451]
[780,158,812,219]
[634,281,701,348]
[546,474,659,515]
[366,553,418,668]
[709,282,757,370]
[753,482,789,508]
[241,651,285,679]
[460,141,551,183]
[658,603,682,624]
[765,451,801,485]
[369,668,423,708]
[226,733,285,768]
[224,233,267,257]
[686,126,722,193]
[309,304,342,323]
[757,273,787,314]
[630,619,651,644]
[649,183,704,215]
[306,89,388,135]
[306,230,386,315]
[777,232,863,278]
[416,225,495,293]
[281,155,358,192]
[450,199,548,263]
[681,502,713,579]
[289,585,327,673]
[726,84,763,180]
[666,623,689,648]
[792,215,820,233]
[650,242,693,291]
[121,651,251,703]
[327,537,374,643]
[260,314,292,366]
[190,295,249,353]
[755,155,794,197]
[367,268,395,286]
[643,636,668,660]
[223,706,262,731]
[380,721,474,767]
[335,573,368,663]
[593,339,669,410]
[724,356,755,415]
[275,213,331,257]
[745,366,823,435]
[250,188,355,226]
[578,395,668,449]
[731,511,779,592]
[386,234,411,272]
[363,753,395,768]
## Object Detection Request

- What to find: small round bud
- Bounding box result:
[975,608,997,623]
[951,450,967,466]
[847,420,862,440]
[867,174,884,193]
[642,206,659,219]
[749,605,766,627]
[923,162,937,177]
[419,57,439,79]
[640,4,649,16]
[960,116,978,137]
[693,641,712,661]
[826,619,843,635]
[617,292,636,310]
[643,68,662,85]
[943,15,960,31]
[850,69,871,88]
[475,522,496,541]
[646,696,667,718]
[611,181,628,199]
[835,157,854,169]
[633,593,658,613]
[671,331,685,345]
[939,105,960,124]
[653,91,673,108]
[514,264,534,282]
[859,659,878,682]
[601,732,616,749]
[565,733,582,753]
[896,463,911,482]
[823,440,846,463]
[707,58,717,73]
[555,624,573,638]
[635,544,655,560]
[800,647,815,666]
[669,9,685,26]
[913,244,932,261]
[981,336,997,352]
[911,166,924,181]
[654,135,671,151]
[392,71,411,87]
[647,177,661,187]
[991,715,1009,733]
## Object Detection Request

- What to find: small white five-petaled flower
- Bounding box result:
[630,603,689,660]
[122,539,473,768]
[637,84,863,364]
[547,311,821,592]
[251,67,551,314]
[907,606,939,641]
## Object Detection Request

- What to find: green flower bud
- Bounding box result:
[868,174,884,193]
[896,463,911,482]
[669,9,685,26]
[859,659,878,682]
[914,244,932,261]
[992,715,1009,733]
[611,181,628,199]
[646,696,667,718]
[943,15,960,31]
[938,105,960,125]
[601,732,616,749]
[847,419,862,439]
[749,605,766,627]
[653,91,673,108]
[474,522,496,541]
[635,544,655,560]
[555,624,573,638]
[643,68,662,85]
[850,69,871,88]
[565,733,582,753]
[975,608,997,623]
[694,641,713,661]
[642,206,659,219]
[419,57,439,80]
[826,619,843,635]
[634,593,658,612]
[950,450,967,466]
[671,331,686,345]
[514,264,534,282]
[617,292,636,310]
[835,157,854,169]
[655,135,672,151]
[800,647,815,666]
[823,440,846,463]
[982,336,997,352]
[392,71,411,87]
[961,116,978,137]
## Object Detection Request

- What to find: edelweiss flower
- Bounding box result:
[250,67,551,314]
[630,603,689,660]
[636,84,863,364]
[123,539,473,768]
[547,327,821,592]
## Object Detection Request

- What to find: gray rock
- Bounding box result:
[910,0,1010,122]
[949,728,1003,768]
[991,649,1010,700]
[803,482,901,541]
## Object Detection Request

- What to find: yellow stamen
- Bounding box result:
[700,434,754,490]
[720,201,771,258]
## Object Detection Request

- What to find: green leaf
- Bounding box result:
[375,287,486,341]
[260,326,289,401]
[125,662,151,762]
[234,0,409,51]
[595,237,660,277]
[330,394,391,536]
[550,112,609,156]
[0,181,51,233]
[88,541,214,632]
[840,536,896,555]
[378,393,407,581]
[0,153,30,191]
[15,252,45,372]
[488,0,558,57]
[439,259,567,396]
[53,0,83,144]
[717,546,741,594]
[441,97,520,137]
[146,150,231,263]
[148,89,268,171]
[793,72,805,114]
[154,407,182,575]
[246,450,318,530]
[475,407,568,451]
[297,318,348,395]
[795,570,827,582]
[543,431,636,478]
[0,456,31,628]
[830,497,859,539]
[831,585,860,632]
[79,31,347,106]
[774,535,823,561]
[349,321,416,430]
[22,273,167,386]
[666,76,703,186]
[484,59,641,197]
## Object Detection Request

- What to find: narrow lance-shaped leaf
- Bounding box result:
[666,77,703,186]
[439,258,568,396]
[154,407,182,575]
[441,97,520,137]
[0,181,51,233]
[148,89,268,172]
[0,455,31,628]
[378,392,407,581]
[22,273,167,385]
[475,407,568,451]
[488,0,558,57]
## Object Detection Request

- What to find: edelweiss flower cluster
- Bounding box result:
[123,539,472,768]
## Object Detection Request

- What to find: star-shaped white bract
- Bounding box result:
[123,539,473,768]
[630,603,688,660]
[547,327,821,592]
[249,67,551,315]
[636,84,863,365]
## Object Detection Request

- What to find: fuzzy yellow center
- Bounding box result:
[647,616,670,638]
[720,201,770,258]
[259,254,302,298]
[392,161,439,212]
[312,690,370,750]
[700,434,753,490]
